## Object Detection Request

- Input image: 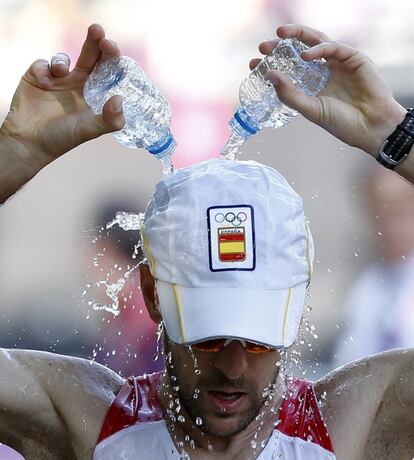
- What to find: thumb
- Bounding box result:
[96,94,125,135]
[265,70,321,123]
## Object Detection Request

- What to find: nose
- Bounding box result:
[212,340,249,380]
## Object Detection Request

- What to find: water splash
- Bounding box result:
[84,211,146,317]
[220,131,245,160]
[106,211,144,231]
[89,263,139,316]
[153,321,164,361]
[186,346,201,375]
[160,153,174,175]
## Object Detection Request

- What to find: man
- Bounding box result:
[0,23,413,460]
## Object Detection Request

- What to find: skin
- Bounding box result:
[0,266,412,459]
[0,24,125,204]
[0,22,413,460]
[157,338,283,460]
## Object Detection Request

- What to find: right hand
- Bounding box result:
[0,23,125,170]
[250,24,407,158]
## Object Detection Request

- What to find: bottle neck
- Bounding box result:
[231,107,260,139]
[146,130,176,158]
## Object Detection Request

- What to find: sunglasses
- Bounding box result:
[191,338,274,354]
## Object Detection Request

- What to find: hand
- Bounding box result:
[0,23,125,171]
[250,24,407,157]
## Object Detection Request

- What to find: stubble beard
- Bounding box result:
[164,339,279,438]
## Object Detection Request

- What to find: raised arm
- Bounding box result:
[0,348,123,459]
[251,24,414,184]
[0,23,125,204]
[316,349,414,460]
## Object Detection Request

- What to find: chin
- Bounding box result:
[201,412,251,438]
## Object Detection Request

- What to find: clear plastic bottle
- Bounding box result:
[83,56,176,173]
[221,39,329,159]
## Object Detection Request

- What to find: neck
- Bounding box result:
[158,372,285,459]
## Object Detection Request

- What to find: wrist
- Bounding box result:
[0,126,46,203]
[0,122,49,174]
[366,101,407,157]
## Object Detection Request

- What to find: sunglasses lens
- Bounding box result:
[192,339,273,354]
[245,342,272,354]
[191,339,226,352]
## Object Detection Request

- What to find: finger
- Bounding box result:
[76,95,125,144]
[97,38,121,66]
[50,52,71,77]
[74,23,106,73]
[301,41,359,63]
[24,59,52,88]
[101,95,125,132]
[258,39,280,56]
[265,70,321,123]
[276,24,329,47]
[249,58,261,70]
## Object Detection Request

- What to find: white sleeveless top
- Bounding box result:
[94,373,336,460]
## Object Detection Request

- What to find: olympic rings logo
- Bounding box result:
[214,211,247,227]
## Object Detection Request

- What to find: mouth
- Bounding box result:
[206,389,248,413]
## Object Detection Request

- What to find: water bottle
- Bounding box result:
[222,39,329,158]
[83,56,176,172]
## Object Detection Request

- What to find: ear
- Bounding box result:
[139,264,162,324]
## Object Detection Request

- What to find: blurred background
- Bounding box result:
[0,0,414,379]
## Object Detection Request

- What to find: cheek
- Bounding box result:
[169,347,202,384]
[248,353,280,381]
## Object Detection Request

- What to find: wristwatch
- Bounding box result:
[377,108,414,170]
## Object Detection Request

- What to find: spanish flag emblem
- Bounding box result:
[218,227,246,262]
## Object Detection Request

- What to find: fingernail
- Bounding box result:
[107,39,118,49]
[114,103,123,113]
[52,53,69,65]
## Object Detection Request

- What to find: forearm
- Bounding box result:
[0,128,45,204]
[394,147,414,184]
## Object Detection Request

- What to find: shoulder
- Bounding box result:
[12,349,125,456]
[40,351,125,456]
[11,348,125,404]
[315,348,414,459]
[316,348,414,399]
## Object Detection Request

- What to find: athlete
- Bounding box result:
[0,23,413,460]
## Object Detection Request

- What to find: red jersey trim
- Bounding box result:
[97,373,163,443]
[277,378,334,453]
[97,372,334,454]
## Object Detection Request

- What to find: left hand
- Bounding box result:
[249,24,406,158]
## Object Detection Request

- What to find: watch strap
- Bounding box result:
[377,109,414,170]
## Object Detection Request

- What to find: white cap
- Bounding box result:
[142,159,313,349]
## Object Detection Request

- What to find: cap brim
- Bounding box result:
[156,280,306,349]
